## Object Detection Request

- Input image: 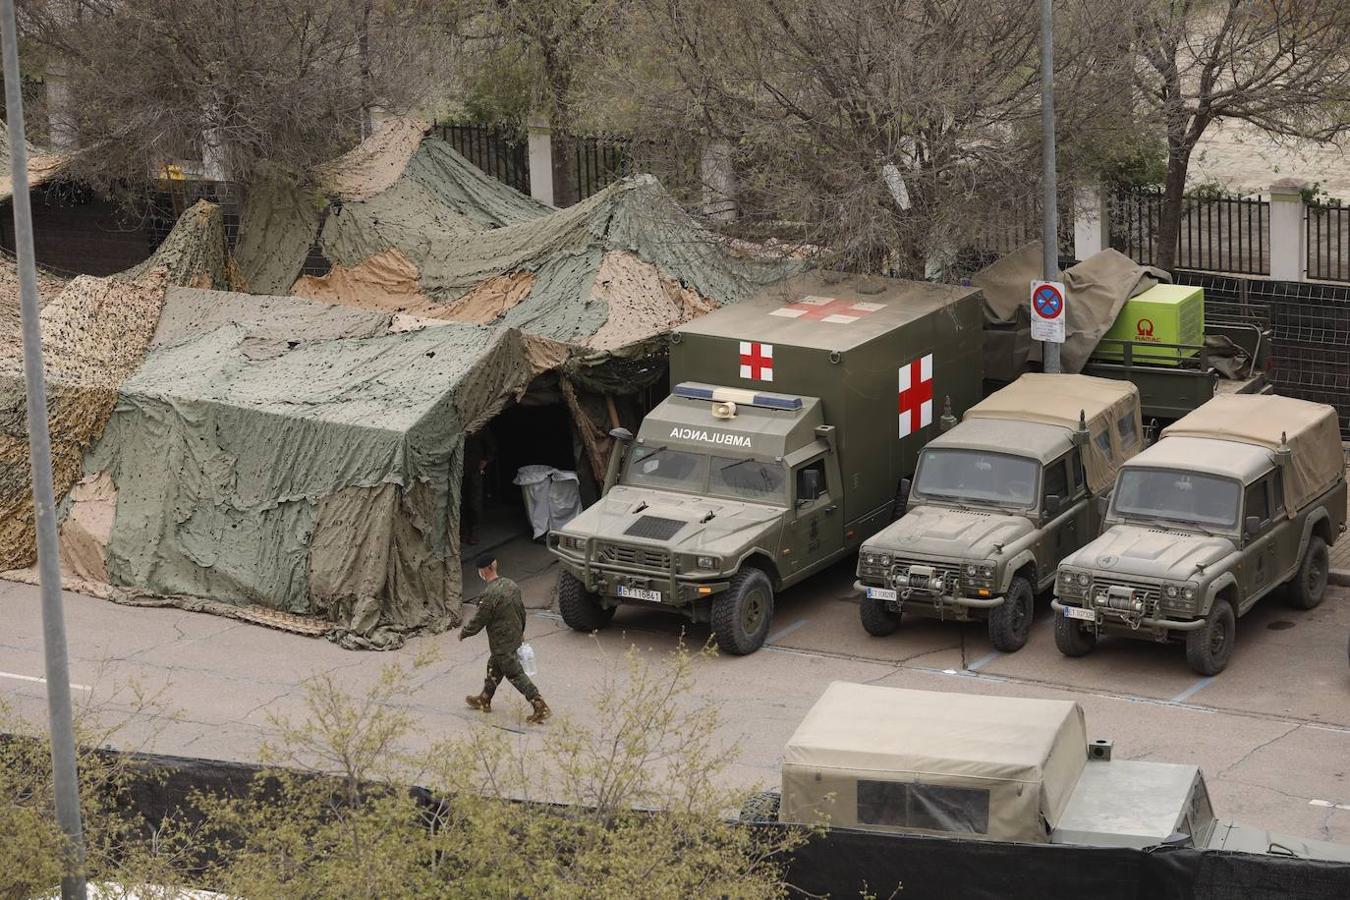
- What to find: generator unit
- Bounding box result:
[1092,283,1205,367]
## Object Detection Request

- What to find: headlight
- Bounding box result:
[961,561,995,586]
[557,534,585,551]
[1182,585,1196,600]
[1077,572,1090,586]
[966,564,978,577]
[1165,584,1179,599]
[1162,581,1200,609]
[696,555,717,570]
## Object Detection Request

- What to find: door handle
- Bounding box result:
[824,505,838,514]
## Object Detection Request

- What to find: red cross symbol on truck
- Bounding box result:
[770,295,885,324]
[739,341,774,382]
[898,353,934,438]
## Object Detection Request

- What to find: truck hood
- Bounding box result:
[867,504,1034,561]
[1062,526,1236,581]
[560,485,784,555]
[1207,821,1350,862]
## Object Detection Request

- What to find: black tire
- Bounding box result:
[1185,599,1236,676]
[557,570,615,632]
[712,567,774,655]
[738,790,782,824]
[1054,612,1097,657]
[859,594,901,636]
[1284,536,1329,611]
[988,575,1035,652]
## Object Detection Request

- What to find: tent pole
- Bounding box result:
[0,0,88,896]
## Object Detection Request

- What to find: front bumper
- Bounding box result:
[855,580,1005,613]
[1051,598,1207,632]
[549,537,729,608]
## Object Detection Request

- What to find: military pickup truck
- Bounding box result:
[854,374,1143,651]
[1053,393,1347,675]
[547,272,984,654]
[741,681,1350,861]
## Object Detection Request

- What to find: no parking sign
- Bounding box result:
[1030,280,1066,344]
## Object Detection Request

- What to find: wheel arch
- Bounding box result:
[1207,572,1240,613]
[737,550,782,589]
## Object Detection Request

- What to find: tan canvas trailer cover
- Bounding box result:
[1161,393,1343,516]
[961,373,1142,493]
[782,682,1087,843]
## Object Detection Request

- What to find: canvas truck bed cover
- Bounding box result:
[961,373,1142,493]
[782,682,1087,843]
[1161,393,1343,515]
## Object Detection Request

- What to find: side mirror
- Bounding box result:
[609,427,634,443]
[602,428,634,495]
[1244,515,1261,538]
[898,477,912,516]
[799,469,822,504]
[1045,494,1062,516]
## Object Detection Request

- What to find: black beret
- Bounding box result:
[474,552,497,570]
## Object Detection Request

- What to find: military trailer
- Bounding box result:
[855,374,1143,651]
[1054,393,1347,675]
[743,682,1350,861]
[547,272,984,654]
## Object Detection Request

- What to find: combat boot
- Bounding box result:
[465,692,492,713]
[526,697,551,724]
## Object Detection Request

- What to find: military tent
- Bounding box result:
[0,200,234,572]
[62,287,559,648]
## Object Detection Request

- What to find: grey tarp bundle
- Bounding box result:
[973,243,1170,372]
[1161,393,1343,517]
[513,465,581,539]
[79,287,541,648]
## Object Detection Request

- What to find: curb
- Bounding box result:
[1331,568,1350,588]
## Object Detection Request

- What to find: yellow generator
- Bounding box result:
[1092,284,1204,366]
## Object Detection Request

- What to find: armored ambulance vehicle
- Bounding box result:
[855,374,1143,651]
[547,272,984,654]
[1054,393,1346,675]
[743,682,1350,861]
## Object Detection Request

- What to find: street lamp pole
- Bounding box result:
[1040,0,1062,374]
[0,0,88,896]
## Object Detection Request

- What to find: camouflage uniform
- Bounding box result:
[461,576,539,701]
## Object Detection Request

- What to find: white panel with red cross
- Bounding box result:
[898,354,934,438]
[739,341,774,382]
[769,295,885,324]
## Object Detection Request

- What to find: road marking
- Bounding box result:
[1169,676,1215,704]
[1310,799,1350,811]
[766,618,810,645]
[0,671,92,692]
[965,651,1001,672]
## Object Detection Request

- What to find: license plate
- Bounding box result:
[866,587,898,602]
[1063,605,1097,622]
[617,585,661,602]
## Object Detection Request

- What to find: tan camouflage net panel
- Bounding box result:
[0,201,232,570]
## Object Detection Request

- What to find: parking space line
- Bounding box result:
[0,671,92,692]
[1169,676,1215,704]
[1310,799,1350,812]
[965,651,1001,672]
[767,618,810,645]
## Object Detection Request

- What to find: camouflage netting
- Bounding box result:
[233,118,796,393]
[75,288,547,648]
[0,201,233,571]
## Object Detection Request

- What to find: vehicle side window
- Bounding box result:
[1269,470,1285,519]
[1117,410,1139,452]
[796,459,828,504]
[1069,449,1087,498]
[1043,458,1069,503]
[1245,479,1270,526]
[856,779,990,835]
[1092,427,1113,461]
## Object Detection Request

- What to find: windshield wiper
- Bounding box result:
[1122,514,1222,536]
[719,458,757,474]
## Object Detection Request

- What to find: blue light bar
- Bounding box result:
[672,381,803,410]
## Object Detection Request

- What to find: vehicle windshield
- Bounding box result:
[911,448,1040,508]
[708,456,787,503]
[1112,468,1241,529]
[622,445,709,493]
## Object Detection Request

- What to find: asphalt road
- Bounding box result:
[3,552,1349,844]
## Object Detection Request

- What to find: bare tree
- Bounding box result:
[17,0,450,189]
[584,0,1138,277]
[1132,0,1350,271]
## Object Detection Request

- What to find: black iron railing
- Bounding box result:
[1307,202,1350,283]
[434,122,530,195]
[1111,188,1269,276]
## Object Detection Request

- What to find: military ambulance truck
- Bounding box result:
[547,273,984,654]
[855,374,1144,652]
[743,682,1350,861]
[1054,393,1346,675]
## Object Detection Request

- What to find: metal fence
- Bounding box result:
[572,135,634,204]
[434,122,530,195]
[1307,202,1350,283]
[1174,270,1350,436]
[1111,188,1269,275]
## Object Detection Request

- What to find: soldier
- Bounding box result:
[460,552,551,724]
